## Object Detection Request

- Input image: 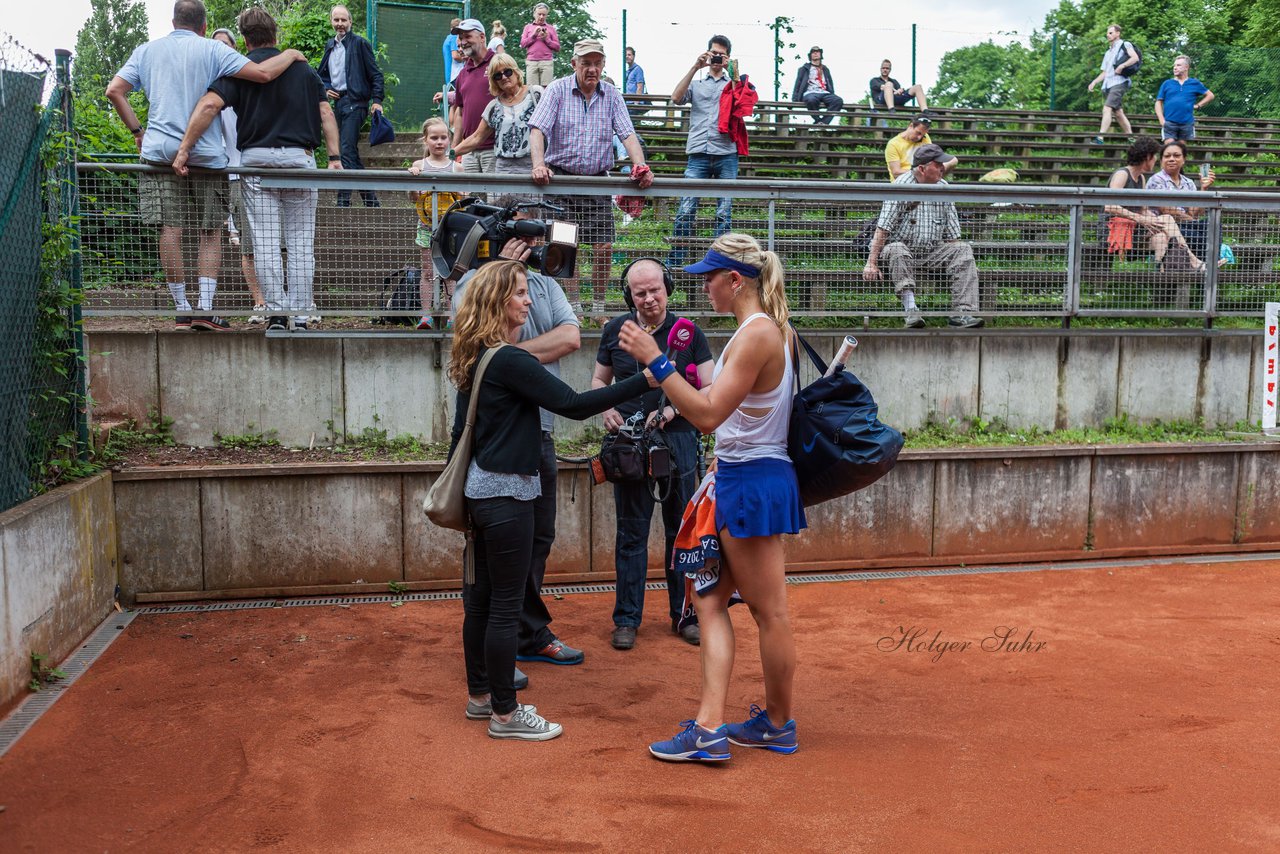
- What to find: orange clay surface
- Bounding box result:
[1,557,1278,852]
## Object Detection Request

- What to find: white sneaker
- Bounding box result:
[487,707,563,741]
[308,302,321,324]
[247,304,267,325]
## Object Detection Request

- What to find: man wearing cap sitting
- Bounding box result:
[449,19,498,174]
[529,39,654,319]
[864,143,983,329]
[791,46,844,126]
[884,113,956,179]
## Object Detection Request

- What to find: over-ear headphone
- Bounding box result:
[620,256,674,310]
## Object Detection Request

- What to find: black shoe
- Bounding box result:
[611,626,637,650]
[947,315,985,329]
[513,666,529,691]
[191,315,230,331]
[679,623,701,646]
[266,316,288,331]
[174,316,192,330]
[292,319,308,331]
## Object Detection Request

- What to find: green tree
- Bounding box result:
[932,40,1048,109]
[71,0,149,93]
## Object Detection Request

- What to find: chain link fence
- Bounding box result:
[72,166,1280,325]
[0,41,87,513]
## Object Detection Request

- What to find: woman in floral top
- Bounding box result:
[453,52,542,175]
[1144,139,1217,271]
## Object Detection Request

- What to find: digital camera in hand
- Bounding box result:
[431,197,579,278]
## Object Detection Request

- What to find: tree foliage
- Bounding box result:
[467,0,602,79]
[931,0,1280,117]
[72,0,149,93]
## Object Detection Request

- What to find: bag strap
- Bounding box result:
[787,322,830,378]
[465,344,506,429]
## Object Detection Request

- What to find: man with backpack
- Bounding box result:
[1087,24,1140,146]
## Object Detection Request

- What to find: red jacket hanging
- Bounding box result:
[718,74,759,156]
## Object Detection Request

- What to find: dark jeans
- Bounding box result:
[463,495,535,715]
[668,153,739,266]
[612,430,699,628]
[335,97,379,207]
[803,91,845,124]
[517,433,558,654]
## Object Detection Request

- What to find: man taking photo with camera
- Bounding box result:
[591,259,714,651]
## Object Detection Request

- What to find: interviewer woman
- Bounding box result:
[449,260,649,741]
[617,233,807,762]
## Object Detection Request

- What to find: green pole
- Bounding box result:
[773,17,781,102]
[621,9,627,87]
[55,49,89,462]
[366,0,375,47]
[1049,33,1058,110]
[911,24,917,85]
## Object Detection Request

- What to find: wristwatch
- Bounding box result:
[130,125,144,136]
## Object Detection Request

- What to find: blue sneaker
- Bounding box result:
[649,720,731,763]
[724,704,798,754]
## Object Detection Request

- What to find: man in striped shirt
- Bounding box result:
[530,39,654,318]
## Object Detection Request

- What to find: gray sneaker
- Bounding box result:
[903,307,925,329]
[947,315,985,329]
[466,700,537,721]
[488,707,563,741]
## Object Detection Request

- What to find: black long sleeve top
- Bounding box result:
[450,345,650,475]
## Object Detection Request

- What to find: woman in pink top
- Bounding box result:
[520,3,560,87]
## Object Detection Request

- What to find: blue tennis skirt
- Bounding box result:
[715,457,807,539]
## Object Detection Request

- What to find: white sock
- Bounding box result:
[168,282,190,311]
[198,277,216,312]
[901,290,918,311]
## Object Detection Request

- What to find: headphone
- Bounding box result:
[620,256,674,311]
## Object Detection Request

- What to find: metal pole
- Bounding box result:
[1065,203,1083,319]
[911,24,917,85]
[1203,206,1223,319]
[56,49,90,462]
[367,0,375,46]
[1049,33,1058,111]
[621,9,627,87]
[773,18,781,102]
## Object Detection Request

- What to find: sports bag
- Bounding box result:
[787,327,904,507]
[1115,42,1142,78]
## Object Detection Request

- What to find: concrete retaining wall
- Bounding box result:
[113,443,1280,602]
[88,329,1266,447]
[0,474,119,709]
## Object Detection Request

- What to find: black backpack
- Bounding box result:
[377,266,420,326]
[1115,41,1142,77]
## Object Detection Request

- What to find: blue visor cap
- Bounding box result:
[683,249,761,278]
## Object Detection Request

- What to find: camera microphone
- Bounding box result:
[665,317,697,359]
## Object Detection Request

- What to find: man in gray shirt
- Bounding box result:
[667,34,745,266]
[863,144,983,329]
[452,201,585,671]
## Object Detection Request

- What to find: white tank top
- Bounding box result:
[712,313,794,463]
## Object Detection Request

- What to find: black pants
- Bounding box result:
[334,96,379,207]
[517,434,558,653]
[463,495,535,715]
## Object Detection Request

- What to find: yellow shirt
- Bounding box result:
[884,131,931,178]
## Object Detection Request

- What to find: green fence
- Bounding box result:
[0,42,87,513]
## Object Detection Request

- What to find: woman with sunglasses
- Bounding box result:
[617,233,807,762]
[453,53,543,175]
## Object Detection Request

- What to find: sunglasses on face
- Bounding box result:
[491,68,516,81]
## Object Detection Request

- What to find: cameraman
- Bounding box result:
[452,198,585,673]
[592,259,714,651]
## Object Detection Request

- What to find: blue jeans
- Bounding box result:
[335,97,379,207]
[611,430,699,628]
[669,153,739,265]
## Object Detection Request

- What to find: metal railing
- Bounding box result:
[76,162,1280,322]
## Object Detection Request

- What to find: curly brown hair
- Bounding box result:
[447,261,527,390]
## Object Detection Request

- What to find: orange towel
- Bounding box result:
[671,473,742,631]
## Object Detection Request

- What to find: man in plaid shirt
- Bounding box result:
[530,39,653,318]
[863,143,983,329]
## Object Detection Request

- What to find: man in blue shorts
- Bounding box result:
[1155,55,1214,143]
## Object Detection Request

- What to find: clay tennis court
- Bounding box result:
[1,554,1277,851]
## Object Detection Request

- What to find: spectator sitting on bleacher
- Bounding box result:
[863,143,983,329]
[1144,139,1215,272]
[791,46,843,126]
[884,114,955,179]
[870,59,928,113]
[1102,136,1194,266]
